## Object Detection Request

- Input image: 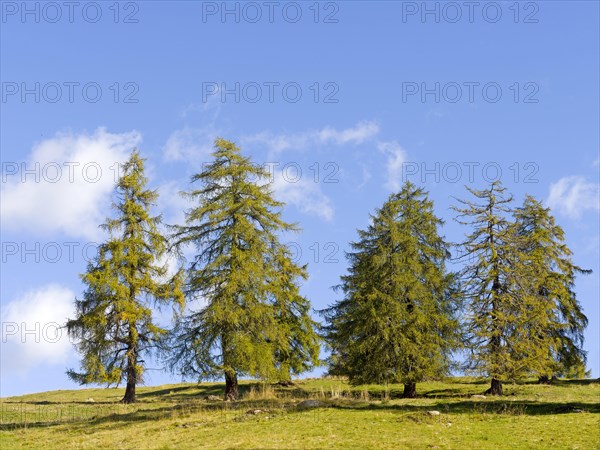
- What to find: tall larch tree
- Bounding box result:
[511,195,590,382]
[453,181,528,395]
[322,182,459,398]
[66,150,184,404]
[454,181,515,395]
[168,138,319,400]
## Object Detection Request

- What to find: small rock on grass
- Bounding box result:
[205,395,222,401]
[471,394,487,399]
[427,410,441,416]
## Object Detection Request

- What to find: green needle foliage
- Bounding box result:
[453,181,519,395]
[511,195,590,381]
[270,246,321,384]
[66,150,185,404]
[168,138,319,400]
[454,183,591,395]
[322,182,459,398]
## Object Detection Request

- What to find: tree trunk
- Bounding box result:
[121,325,138,404]
[224,370,238,401]
[121,377,136,404]
[403,383,417,398]
[121,355,137,403]
[485,378,503,396]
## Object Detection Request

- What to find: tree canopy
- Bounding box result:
[322,182,460,397]
[167,138,320,400]
[67,149,184,403]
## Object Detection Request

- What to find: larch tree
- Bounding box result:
[66,150,184,404]
[453,181,518,395]
[322,182,459,398]
[511,195,590,382]
[167,138,319,400]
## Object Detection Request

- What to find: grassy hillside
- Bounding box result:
[1,377,599,449]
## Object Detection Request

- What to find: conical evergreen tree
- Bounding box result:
[511,195,590,382]
[168,138,319,400]
[322,182,459,398]
[455,184,592,394]
[66,150,184,403]
[453,181,518,395]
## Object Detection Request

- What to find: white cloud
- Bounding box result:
[378,141,408,191]
[356,164,372,190]
[242,120,380,157]
[1,284,75,374]
[316,121,380,145]
[547,176,600,219]
[163,120,381,169]
[160,121,380,221]
[157,180,196,226]
[153,181,195,288]
[180,91,222,120]
[167,90,224,162]
[163,126,219,162]
[243,131,306,155]
[1,128,140,240]
[271,172,334,222]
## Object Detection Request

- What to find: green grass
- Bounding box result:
[1,377,599,449]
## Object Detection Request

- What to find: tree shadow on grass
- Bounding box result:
[337,399,600,416]
[140,382,276,401]
[136,384,224,400]
[544,378,599,387]
[2,397,597,432]
[3,377,599,431]
[422,388,470,398]
[0,396,294,431]
[136,385,198,398]
[1,400,124,406]
[443,378,489,385]
[0,401,210,431]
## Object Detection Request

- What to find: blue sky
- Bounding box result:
[1,1,598,397]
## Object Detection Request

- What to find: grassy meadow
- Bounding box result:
[1,377,598,449]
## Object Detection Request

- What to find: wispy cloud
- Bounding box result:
[156,180,196,226]
[163,126,219,163]
[271,172,334,222]
[165,91,224,162]
[161,120,383,221]
[547,176,600,219]
[378,141,408,191]
[242,120,380,157]
[356,163,372,190]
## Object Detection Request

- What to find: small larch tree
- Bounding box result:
[66,150,184,403]
[511,195,590,382]
[322,182,459,398]
[168,138,319,400]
